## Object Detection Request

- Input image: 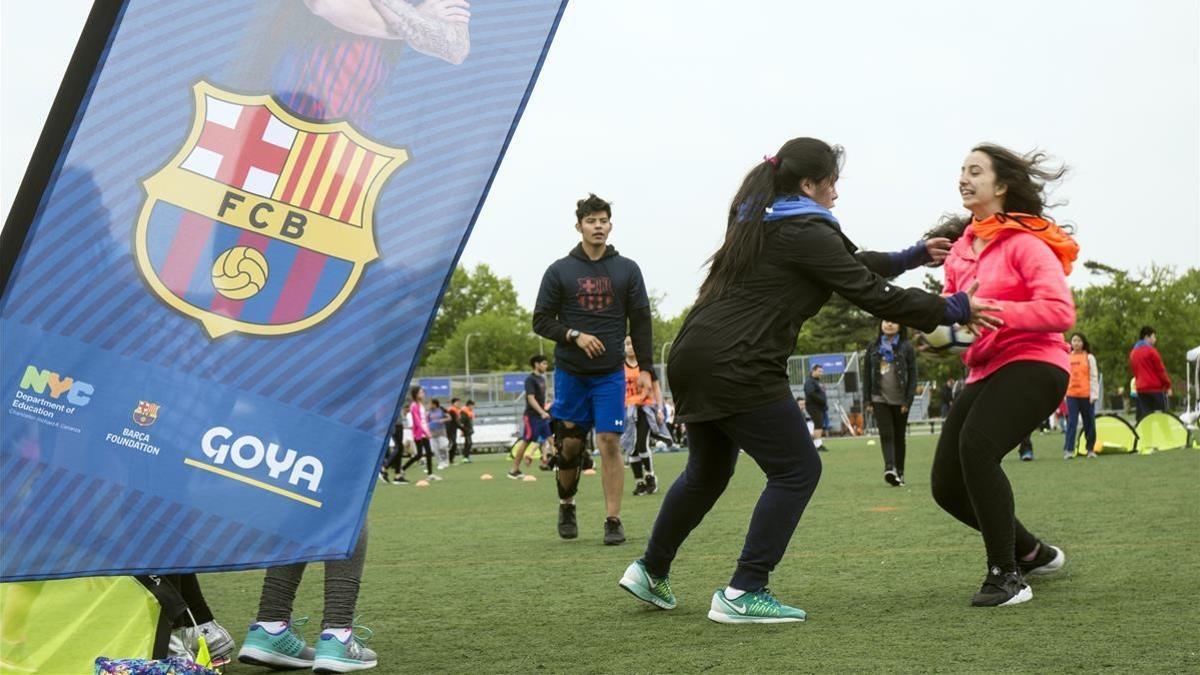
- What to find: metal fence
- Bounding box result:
[405,351,967,440]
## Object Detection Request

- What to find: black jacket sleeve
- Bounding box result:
[532,264,571,343]
[861,349,875,403]
[789,222,946,333]
[903,342,919,406]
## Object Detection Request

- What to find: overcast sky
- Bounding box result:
[4,1,1199,316]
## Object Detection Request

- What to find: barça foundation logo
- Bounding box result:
[135,82,408,338]
[133,400,160,427]
[576,276,614,312]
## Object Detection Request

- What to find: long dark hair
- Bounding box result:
[972,143,1067,217]
[696,137,844,305]
[1069,331,1093,354]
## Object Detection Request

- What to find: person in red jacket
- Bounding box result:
[1129,326,1172,421]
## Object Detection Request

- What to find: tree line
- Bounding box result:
[419,262,1199,397]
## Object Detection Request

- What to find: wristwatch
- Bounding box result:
[567,329,581,343]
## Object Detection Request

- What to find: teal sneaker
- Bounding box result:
[707,588,807,624]
[313,624,378,673]
[237,617,315,669]
[618,560,677,610]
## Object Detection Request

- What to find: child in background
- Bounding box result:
[460,400,476,463]
[428,399,450,470]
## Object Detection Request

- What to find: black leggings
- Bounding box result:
[462,431,473,459]
[873,403,909,474]
[402,438,434,475]
[643,397,822,591]
[931,361,1068,570]
[631,407,653,480]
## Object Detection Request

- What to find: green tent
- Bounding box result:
[1075,414,1138,455]
[0,575,183,673]
[1135,412,1192,453]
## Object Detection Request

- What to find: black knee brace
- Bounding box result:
[553,419,589,450]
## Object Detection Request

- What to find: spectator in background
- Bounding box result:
[446,398,462,464]
[382,401,413,483]
[1129,325,1172,421]
[401,387,439,481]
[509,355,552,479]
[428,399,449,470]
[460,400,475,463]
[1064,332,1100,459]
[804,364,828,450]
[796,396,815,439]
[863,320,918,486]
[939,378,956,418]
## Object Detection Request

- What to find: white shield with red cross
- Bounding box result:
[134,81,408,338]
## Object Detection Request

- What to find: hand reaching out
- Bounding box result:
[925,237,952,266]
[963,281,1003,334]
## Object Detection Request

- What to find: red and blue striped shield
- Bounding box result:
[134,81,407,338]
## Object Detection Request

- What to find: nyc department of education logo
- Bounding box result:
[134,81,408,338]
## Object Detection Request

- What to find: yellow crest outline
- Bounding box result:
[134,81,408,338]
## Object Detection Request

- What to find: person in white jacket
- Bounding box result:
[1183,345,1200,426]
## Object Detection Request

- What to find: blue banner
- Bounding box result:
[503,373,528,394]
[809,354,847,375]
[0,0,567,581]
[418,378,452,399]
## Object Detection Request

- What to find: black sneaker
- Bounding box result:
[884,469,900,486]
[1020,451,1034,461]
[632,481,647,496]
[971,567,1032,607]
[392,475,409,485]
[896,473,906,487]
[507,470,525,480]
[644,474,658,495]
[603,517,626,546]
[1017,541,1065,577]
[557,503,578,539]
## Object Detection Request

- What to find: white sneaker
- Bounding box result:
[173,620,235,665]
[436,461,449,470]
[427,474,444,482]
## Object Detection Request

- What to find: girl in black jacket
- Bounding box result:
[617,137,999,624]
[863,320,918,486]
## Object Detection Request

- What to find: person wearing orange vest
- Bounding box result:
[622,337,660,496]
[1064,333,1100,459]
[459,400,475,464]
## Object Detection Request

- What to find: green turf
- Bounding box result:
[205,435,1200,673]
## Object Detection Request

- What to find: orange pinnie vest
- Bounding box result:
[624,363,652,406]
[1067,352,1090,398]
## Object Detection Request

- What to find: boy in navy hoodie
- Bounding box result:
[533,194,654,545]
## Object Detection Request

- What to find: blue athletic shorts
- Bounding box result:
[551,368,625,434]
[522,412,552,442]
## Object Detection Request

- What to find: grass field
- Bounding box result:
[206,434,1200,674]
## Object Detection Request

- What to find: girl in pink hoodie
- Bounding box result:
[401,386,440,481]
[930,144,1078,608]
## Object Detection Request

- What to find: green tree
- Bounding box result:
[1071,263,1200,396]
[424,309,546,374]
[794,294,879,355]
[422,264,522,364]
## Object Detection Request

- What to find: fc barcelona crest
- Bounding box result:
[133,401,160,427]
[134,82,408,338]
